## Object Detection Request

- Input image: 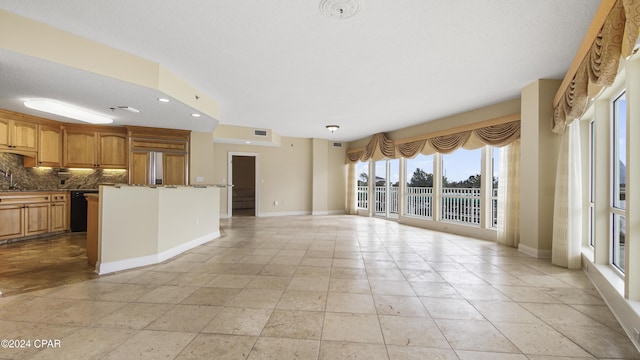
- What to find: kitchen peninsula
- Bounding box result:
[89,184,221,274]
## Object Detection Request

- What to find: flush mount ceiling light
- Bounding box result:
[320,0,361,19]
[157,98,170,103]
[326,125,340,133]
[24,99,113,124]
[191,113,201,117]
[118,106,140,113]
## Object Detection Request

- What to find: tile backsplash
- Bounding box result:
[0,153,128,191]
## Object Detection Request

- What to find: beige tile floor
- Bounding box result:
[0,215,638,359]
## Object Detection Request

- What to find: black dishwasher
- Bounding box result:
[70,190,98,232]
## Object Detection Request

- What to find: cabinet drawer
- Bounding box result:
[0,194,50,205]
[51,193,67,202]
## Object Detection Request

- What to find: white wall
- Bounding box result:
[98,186,220,274]
[213,136,346,217]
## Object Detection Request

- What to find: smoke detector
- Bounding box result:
[320,0,361,19]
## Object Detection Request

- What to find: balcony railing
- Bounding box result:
[441,187,481,224]
[406,187,433,218]
[374,186,398,215]
[357,186,368,209]
[360,185,499,227]
[491,188,498,228]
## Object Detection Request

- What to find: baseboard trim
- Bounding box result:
[258,211,312,217]
[517,243,552,258]
[97,231,220,275]
[311,210,347,216]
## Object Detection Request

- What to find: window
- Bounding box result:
[442,148,482,225]
[405,154,434,218]
[589,120,595,247]
[611,91,626,272]
[492,147,500,228]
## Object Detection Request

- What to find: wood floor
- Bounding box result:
[0,232,98,297]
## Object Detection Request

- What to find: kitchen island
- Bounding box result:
[90,185,221,274]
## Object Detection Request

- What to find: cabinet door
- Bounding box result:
[24,203,49,236]
[50,202,66,232]
[12,120,37,152]
[164,153,187,185]
[0,204,24,240]
[0,118,10,149]
[130,151,150,184]
[64,130,97,167]
[98,132,127,168]
[38,125,63,167]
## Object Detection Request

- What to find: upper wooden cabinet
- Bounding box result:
[37,124,63,167]
[0,116,37,155]
[98,132,127,168]
[126,126,190,185]
[63,126,127,169]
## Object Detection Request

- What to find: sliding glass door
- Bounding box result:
[374,159,399,219]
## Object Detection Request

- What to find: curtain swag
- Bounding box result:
[552,0,640,133]
[427,131,471,154]
[346,121,521,163]
[396,140,426,158]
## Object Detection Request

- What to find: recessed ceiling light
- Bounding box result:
[157,98,170,103]
[245,141,251,144]
[24,99,113,124]
[191,113,201,117]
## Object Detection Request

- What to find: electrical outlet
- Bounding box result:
[195,217,199,225]
[274,200,278,206]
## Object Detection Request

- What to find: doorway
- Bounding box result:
[228,153,258,217]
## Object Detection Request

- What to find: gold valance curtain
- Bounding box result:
[553,0,640,133]
[346,121,521,163]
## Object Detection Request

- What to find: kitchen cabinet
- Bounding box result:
[0,116,37,155]
[25,202,50,236]
[63,127,127,168]
[0,204,25,240]
[0,192,51,241]
[24,124,63,167]
[126,126,190,185]
[38,124,63,167]
[130,151,150,185]
[129,151,187,185]
[164,153,187,185]
[50,192,67,232]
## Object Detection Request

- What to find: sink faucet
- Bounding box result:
[0,169,15,189]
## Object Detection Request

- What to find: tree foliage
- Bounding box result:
[358,172,368,186]
[408,168,433,187]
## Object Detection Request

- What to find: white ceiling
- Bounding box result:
[0,1,600,141]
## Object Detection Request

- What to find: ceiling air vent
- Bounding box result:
[333,142,342,147]
[254,129,268,136]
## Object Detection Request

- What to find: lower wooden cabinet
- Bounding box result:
[50,194,67,233]
[0,192,68,242]
[0,204,25,240]
[24,202,50,237]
